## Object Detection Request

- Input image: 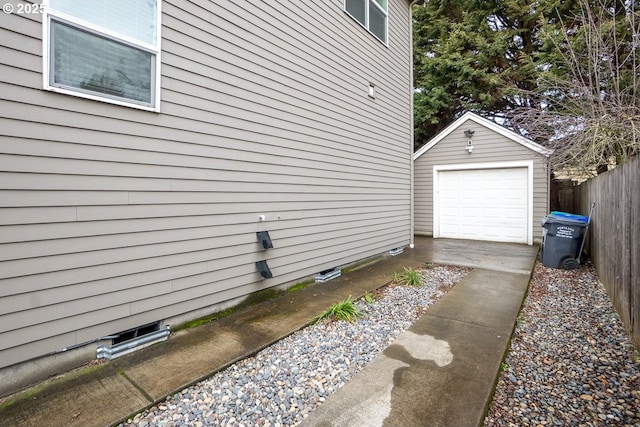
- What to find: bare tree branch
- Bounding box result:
[508,0,640,175]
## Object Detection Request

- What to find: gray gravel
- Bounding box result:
[119,264,468,427]
[120,260,640,427]
[485,262,640,427]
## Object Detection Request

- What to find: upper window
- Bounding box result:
[44,0,161,111]
[344,0,388,44]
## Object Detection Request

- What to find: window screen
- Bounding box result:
[45,0,160,109]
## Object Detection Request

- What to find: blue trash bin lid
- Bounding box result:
[549,211,589,223]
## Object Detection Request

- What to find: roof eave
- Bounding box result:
[413,112,553,160]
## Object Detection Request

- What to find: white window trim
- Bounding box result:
[344,0,388,46]
[42,0,162,112]
[432,160,534,245]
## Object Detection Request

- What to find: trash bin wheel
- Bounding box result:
[561,257,580,270]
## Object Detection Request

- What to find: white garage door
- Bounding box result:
[436,167,529,243]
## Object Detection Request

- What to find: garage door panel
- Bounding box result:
[480,227,504,238]
[437,167,529,243]
[483,207,502,219]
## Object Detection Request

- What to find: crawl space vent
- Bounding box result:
[315,267,341,283]
[388,247,404,256]
[97,321,169,360]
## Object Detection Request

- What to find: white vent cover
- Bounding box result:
[388,247,404,256]
[97,325,170,360]
[315,268,341,283]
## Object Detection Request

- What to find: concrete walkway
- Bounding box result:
[0,237,538,427]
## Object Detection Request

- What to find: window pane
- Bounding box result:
[50,0,156,45]
[52,21,152,104]
[369,0,387,42]
[345,0,366,26]
[374,0,388,11]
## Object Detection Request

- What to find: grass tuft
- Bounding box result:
[392,271,402,284]
[394,267,422,286]
[312,295,364,324]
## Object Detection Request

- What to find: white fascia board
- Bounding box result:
[413,111,553,160]
[413,112,474,160]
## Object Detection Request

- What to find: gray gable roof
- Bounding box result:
[413,111,552,160]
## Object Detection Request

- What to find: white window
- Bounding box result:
[43,0,161,111]
[344,0,388,44]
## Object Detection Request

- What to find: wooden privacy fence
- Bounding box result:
[574,156,640,349]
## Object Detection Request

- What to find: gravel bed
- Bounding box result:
[485,262,640,427]
[120,264,469,427]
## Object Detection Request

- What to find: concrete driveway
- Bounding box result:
[299,237,539,427]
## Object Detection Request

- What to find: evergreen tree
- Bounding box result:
[411,0,579,148]
[412,0,639,171]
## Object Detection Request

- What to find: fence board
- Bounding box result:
[575,156,640,349]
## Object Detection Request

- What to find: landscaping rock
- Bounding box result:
[484,262,640,427]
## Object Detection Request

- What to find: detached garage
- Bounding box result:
[414,112,552,245]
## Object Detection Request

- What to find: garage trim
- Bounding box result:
[414,112,553,160]
[433,160,534,245]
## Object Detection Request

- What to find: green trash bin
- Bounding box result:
[541,211,589,270]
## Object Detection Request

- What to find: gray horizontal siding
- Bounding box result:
[0,0,412,368]
[414,118,549,240]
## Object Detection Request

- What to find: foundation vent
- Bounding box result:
[97,322,169,360]
[315,267,341,283]
[388,247,404,256]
